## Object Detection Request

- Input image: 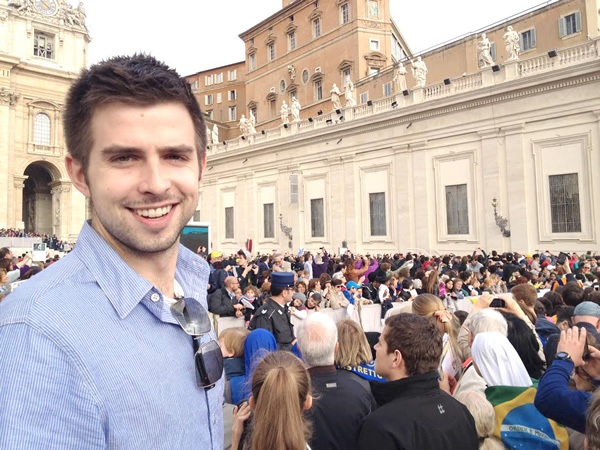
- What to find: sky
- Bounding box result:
[84,0,553,76]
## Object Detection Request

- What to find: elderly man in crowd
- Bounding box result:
[208,275,244,317]
[297,313,374,450]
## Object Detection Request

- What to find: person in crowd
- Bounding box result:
[232,249,258,290]
[232,351,313,450]
[329,278,349,309]
[311,249,330,278]
[412,293,463,379]
[472,332,568,448]
[344,255,371,283]
[208,275,245,317]
[290,292,309,320]
[0,54,224,447]
[303,252,314,280]
[572,301,600,339]
[535,325,600,435]
[335,319,385,391]
[454,390,505,450]
[219,327,250,405]
[239,328,278,402]
[502,313,546,379]
[358,313,478,450]
[585,389,600,450]
[454,307,508,397]
[248,272,296,350]
[307,292,322,311]
[297,313,374,450]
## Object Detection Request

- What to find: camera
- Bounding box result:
[490,298,506,308]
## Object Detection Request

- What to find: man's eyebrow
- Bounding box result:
[157,145,196,154]
[99,145,196,156]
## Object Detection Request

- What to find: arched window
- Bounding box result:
[33,113,51,145]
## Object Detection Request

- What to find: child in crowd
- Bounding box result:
[219,327,250,406]
[240,285,260,325]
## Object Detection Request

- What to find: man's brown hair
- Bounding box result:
[384,313,442,376]
[64,54,206,175]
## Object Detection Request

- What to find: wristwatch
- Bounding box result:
[554,352,572,362]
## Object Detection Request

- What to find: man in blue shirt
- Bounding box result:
[0,55,223,449]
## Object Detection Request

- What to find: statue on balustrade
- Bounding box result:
[248,111,257,134]
[478,33,495,67]
[411,57,428,88]
[503,26,520,61]
[344,77,356,107]
[238,114,250,137]
[211,124,219,144]
[330,84,342,110]
[393,62,407,93]
[291,96,301,122]
[280,101,290,125]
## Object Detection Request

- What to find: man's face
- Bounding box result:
[66,102,203,258]
[374,326,396,380]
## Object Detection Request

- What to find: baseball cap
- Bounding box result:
[346,281,361,289]
[209,251,222,259]
[574,301,600,318]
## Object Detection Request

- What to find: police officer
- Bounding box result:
[248,272,295,350]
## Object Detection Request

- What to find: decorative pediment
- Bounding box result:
[337,59,354,71]
[308,9,322,21]
[265,32,277,46]
[310,71,324,82]
[286,82,299,93]
[247,100,258,109]
[285,22,297,34]
[266,92,278,102]
[364,51,387,68]
[246,45,257,56]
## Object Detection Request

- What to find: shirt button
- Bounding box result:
[150,293,160,302]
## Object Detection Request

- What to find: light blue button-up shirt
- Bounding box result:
[0,221,223,449]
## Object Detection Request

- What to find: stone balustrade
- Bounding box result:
[207,38,600,156]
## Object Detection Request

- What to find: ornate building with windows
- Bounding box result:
[196,0,600,255]
[0,0,88,239]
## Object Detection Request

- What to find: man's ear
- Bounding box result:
[392,349,404,369]
[65,153,90,198]
[199,151,207,182]
[303,394,313,411]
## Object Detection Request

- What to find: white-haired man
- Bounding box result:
[297,313,374,450]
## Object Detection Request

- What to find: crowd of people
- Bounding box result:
[2,54,600,450]
[0,227,72,251]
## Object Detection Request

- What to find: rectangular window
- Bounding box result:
[383,82,392,97]
[559,11,582,37]
[269,99,276,116]
[342,68,351,83]
[206,110,213,120]
[369,193,386,236]
[228,90,237,101]
[340,3,350,24]
[225,207,234,239]
[290,174,299,204]
[228,106,237,121]
[249,53,256,70]
[490,42,497,61]
[313,18,321,38]
[310,199,324,237]
[268,43,276,61]
[314,79,323,101]
[190,80,199,90]
[216,73,223,83]
[549,173,581,233]
[216,92,222,103]
[205,94,213,105]
[369,39,380,51]
[360,92,368,104]
[519,29,536,52]
[250,107,257,123]
[445,184,469,235]
[33,32,53,59]
[228,69,237,81]
[205,74,214,86]
[263,203,274,238]
[288,32,296,51]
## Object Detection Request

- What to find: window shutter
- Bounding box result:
[575,11,582,33]
[531,29,536,48]
[558,17,565,38]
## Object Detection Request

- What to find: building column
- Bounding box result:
[50,181,72,240]
[12,175,28,229]
[502,124,528,251]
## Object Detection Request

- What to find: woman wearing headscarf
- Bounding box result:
[238,329,278,402]
[471,332,568,449]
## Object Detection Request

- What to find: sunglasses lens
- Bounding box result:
[171,298,212,335]
[195,340,224,388]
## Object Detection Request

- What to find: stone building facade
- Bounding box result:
[197,0,600,255]
[0,0,88,240]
